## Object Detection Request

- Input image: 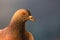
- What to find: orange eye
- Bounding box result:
[22,12,25,15]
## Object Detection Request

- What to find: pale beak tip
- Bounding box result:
[29,16,35,22]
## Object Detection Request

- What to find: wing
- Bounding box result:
[26,31,34,40]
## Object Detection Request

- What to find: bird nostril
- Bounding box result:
[30,17,33,19]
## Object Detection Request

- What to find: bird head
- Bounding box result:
[11,9,35,23]
[19,9,35,22]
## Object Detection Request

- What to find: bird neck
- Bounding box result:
[4,21,26,34]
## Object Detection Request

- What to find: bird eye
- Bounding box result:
[22,12,25,15]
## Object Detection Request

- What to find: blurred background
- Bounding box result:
[0,0,60,40]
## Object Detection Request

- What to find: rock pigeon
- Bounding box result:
[0,9,35,40]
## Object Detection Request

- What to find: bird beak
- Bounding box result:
[28,16,35,22]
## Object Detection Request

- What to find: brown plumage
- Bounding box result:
[0,9,35,40]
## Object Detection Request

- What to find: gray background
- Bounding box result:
[0,0,60,40]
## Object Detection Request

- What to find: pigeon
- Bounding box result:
[0,9,35,40]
